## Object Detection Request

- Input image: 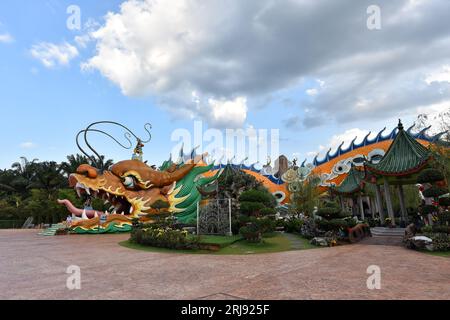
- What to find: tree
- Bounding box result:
[429,145,450,184]
[91,155,114,172]
[290,174,322,217]
[8,157,39,196]
[316,201,352,231]
[59,154,114,177]
[30,161,67,192]
[217,164,264,214]
[59,154,91,178]
[0,169,18,194]
[239,189,276,216]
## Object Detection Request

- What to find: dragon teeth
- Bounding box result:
[129,207,133,214]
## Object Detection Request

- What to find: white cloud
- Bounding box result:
[412,102,450,135]
[328,128,370,151]
[74,34,91,48]
[207,96,248,128]
[0,33,13,43]
[425,65,450,84]
[81,0,450,129]
[306,88,318,96]
[30,42,79,68]
[308,128,370,158]
[20,142,37,149]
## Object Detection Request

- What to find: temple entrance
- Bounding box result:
[197,198,232,236]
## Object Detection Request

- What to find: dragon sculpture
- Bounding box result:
[58,122,221,233]
[58,121,445,234]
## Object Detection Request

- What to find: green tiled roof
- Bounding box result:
[365,120,431,176]
[334,166,365,194]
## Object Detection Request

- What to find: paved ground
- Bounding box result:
[0,230,449,300]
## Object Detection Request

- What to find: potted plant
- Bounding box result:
[385,217,394,228]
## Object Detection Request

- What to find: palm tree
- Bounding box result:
[91,155,114,172]
[11,157,38,178]
[291,174,322,217]
[59,154,90,177]
[0,169,17,193]
[60,154,114,177]
[30,161,67,193]
[8,157,39,196]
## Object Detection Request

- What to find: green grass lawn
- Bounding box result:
[119,232,318,255]
[119,240,211,254]
[219,233,292,254]
[190,234,242,247]
[419,250,450,258]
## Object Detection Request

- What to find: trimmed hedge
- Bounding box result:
[239,189,274,205]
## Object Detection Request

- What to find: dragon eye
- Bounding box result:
[123,176,135,188]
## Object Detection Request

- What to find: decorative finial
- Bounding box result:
[398,119,404,131]
[132,138,145,161]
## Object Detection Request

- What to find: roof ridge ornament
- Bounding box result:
[398,119,404,131]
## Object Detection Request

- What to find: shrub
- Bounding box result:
[239,201,265,215]
[316,201,351,232]
[316,201,350,219]
[239,189,274,206]
[238,189,277,216]
[284,218,303,233]
[439,197,450,207]
[239,224,261,242]
[364,217,379,228]
[420,225,433,233]
[417,168,445,184]
[432,225,450,234]
[421,205,438,215]
[438,211,450,224]
[260,207,276,216]
[318,218,352,231]
[254,217,276,234]
[344,217,357,228]
[231,218,241,235]
[429,233,450,251]
[422,186,448,198]
[130,225,200,250]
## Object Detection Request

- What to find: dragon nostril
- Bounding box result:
[76,164,98,178]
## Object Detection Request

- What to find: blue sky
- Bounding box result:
[0,0,448,169]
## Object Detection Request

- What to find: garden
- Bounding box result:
[403,167,450,254]
[124,166,372,254]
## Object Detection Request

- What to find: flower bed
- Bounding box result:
[131,225,200,250]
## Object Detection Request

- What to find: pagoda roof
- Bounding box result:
[334,166,365,195]
[365,120,431,177]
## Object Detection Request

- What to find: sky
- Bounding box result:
[0,0,449,169]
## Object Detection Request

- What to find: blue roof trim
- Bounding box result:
[312,124,445,166]
[167,124,446,177]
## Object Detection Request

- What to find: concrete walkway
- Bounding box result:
[0,230,449,300]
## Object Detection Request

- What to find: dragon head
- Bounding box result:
[60,159,196,219]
